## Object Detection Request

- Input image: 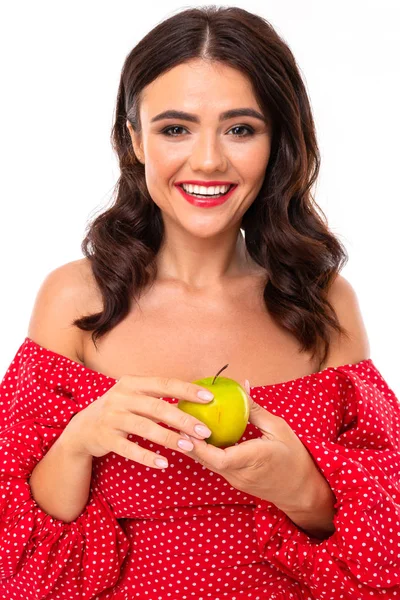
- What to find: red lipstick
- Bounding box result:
[175,180,236,187]
[175,184,237,208]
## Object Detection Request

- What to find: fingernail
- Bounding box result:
[194,424,212,437]
[197,390,214,401]
[178,439,194,451]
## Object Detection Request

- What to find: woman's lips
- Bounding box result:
[175,184,237,208]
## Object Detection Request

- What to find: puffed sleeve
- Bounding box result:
[253,359,400,599]
[0,339,130,599]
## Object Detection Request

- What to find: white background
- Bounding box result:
[1,0,399,393]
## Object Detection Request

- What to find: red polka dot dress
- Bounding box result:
[0,338,399,599]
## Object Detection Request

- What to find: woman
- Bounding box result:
[0,6,399,600]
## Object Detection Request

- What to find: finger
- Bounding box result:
[185,434,228,471]
[184,432,265,473]
[248,399,279,439]
[116,391,213,440]
[118,374,215,404]
[111,413,199,464]
[110,432,170,470]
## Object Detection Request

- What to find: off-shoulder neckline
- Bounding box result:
[23,337,373,391]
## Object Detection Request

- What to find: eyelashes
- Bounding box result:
[160,125,255,138]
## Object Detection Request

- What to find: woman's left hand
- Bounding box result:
[180,381,319,512]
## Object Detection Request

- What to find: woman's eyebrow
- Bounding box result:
[150,108,267,124]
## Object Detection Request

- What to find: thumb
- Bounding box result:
[245,381,277,440]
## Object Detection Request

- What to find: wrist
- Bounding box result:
[277,468,337,539]
[278,461,335,514]
[61,414,91,458]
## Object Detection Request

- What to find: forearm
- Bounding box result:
[29,431,93,524]
[280,469,337,540]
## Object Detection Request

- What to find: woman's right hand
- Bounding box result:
[62,375,215,469]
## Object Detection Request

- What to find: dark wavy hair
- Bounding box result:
[73,5,350,368]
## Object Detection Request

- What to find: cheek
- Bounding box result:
[236,145,270,185]
[254,141,271,179]
[236,146,270,205]
[146,141,183,182]
[144,151,181,207]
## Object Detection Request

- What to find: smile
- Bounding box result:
[175,183,237,208]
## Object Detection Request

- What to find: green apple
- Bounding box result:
[178,364,250,448]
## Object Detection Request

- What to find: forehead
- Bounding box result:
[140,60,260,118]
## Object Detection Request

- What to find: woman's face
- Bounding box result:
[127,59,272,236]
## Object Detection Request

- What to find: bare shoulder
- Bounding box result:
[321,273,371,370]
[27,258,100,365]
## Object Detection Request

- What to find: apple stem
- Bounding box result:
[212,364,229,385]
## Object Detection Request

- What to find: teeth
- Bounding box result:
[181,183,231,195]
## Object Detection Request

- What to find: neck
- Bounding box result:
[155,227,258,290]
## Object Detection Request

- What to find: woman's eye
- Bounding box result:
[161,126,188,137]
[160,125,254,137]
[228,125,254,137]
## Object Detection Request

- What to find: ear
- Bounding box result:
[126,120,144,163]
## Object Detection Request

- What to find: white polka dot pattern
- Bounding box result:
[0,338,398,599]
[254,361,400,598]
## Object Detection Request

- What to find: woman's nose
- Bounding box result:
[189,133,227,172]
